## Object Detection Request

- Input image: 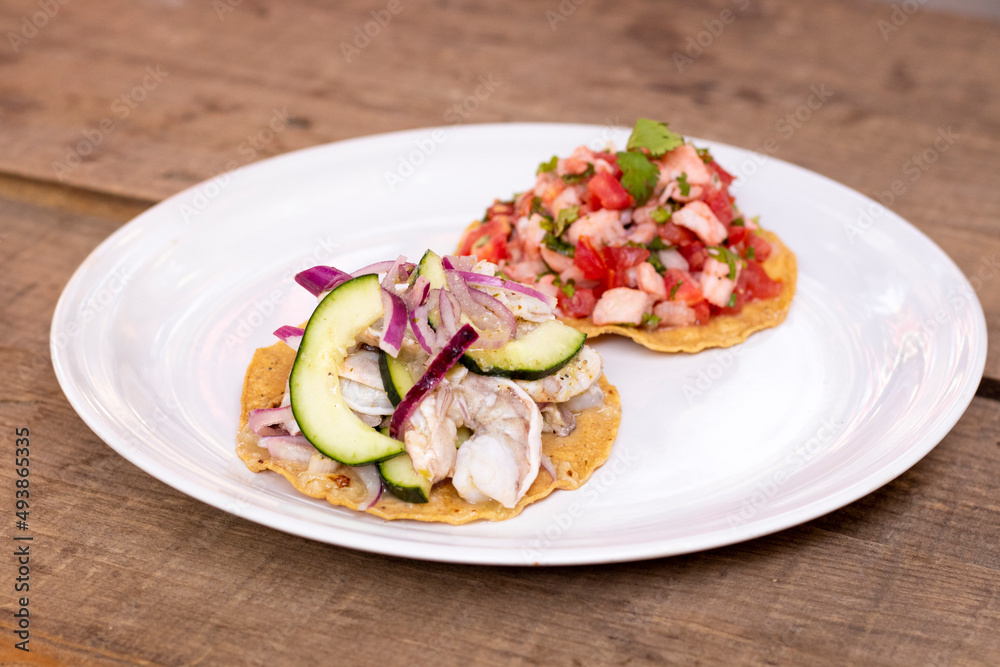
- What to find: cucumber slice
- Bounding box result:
[461,319,587,380]
[378,452,432,504]
[378,350,415,407]
[416,249,447,289]
[289,274,405,466]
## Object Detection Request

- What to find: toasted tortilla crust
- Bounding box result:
[237,342,622,524]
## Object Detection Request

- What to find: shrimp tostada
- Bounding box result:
[237,252,621,524]
[456,119,797,353]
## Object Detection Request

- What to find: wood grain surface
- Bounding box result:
[1,0,998,664]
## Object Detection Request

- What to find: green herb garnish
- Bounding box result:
[669,280,682,300]
[626,119,684,157]
[543,233,575,257]
[553,206,579,237]
[642,312,661,328]
[561,163,594,184]
[730,217,745,227]
[677,172,691,197]
[616,151,659,206]
[746,246,756,260]
[647,236,669,251]
[696,147,713,164]
[707,245,742,279]
[537,156,558,175]
[559,278,576,298]
[646,251,666,276]
[727,293,737,308]
[651,206,672,224]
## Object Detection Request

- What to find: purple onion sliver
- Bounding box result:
[273,325,305,350]
[351,260,398,278]
[379,289,407,358]
[295,265,352,297]
[354,464,383,510]
[249,405,295,435]
[459,271,557,308]
[437,288,460,340]
[389,324,479,439]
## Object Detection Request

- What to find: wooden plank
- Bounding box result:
[0,192,998,664]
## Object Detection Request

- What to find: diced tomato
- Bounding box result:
[573,236,606,281]
[593,152,622,178]
[741,260,783,301]
[692,301,711,324]
[716,290,747,316]
[601,245,650,290]
[678,242,708,272]
[659,221,697,246]
[704,187,734,226]
[663,268,703,306]
[457,218,511,263]
[709,160,734,186]
[746,232,772,262]
[557,286,597,319]
[727,225,748,246]
[586,172,632,210]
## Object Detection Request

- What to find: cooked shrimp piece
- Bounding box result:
[565,209,627,248]
[404,392,459,484]
[591,287,653,326]
[338,348,384,389]
[450,374,542,508]
[626,222,658,245]
[660,180,704,203]
[533,274,561,300]
[515,213,547,260]
[672,201,727,245]
[502,258,547,284]
[631,203,661,226]
[515,346,602,404]
[658,144,712,186]
[550,186,582,215]
[540,246,575,273]
[636,262,667,300]
[653,300,699,327]
[558,265,596,288]
[698,256,741,307]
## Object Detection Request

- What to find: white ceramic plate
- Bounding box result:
[52,123,986,566]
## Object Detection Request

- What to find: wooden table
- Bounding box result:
[2,0,998,663]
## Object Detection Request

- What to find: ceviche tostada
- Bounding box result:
[456,119,797,352]
[237,252,621,524]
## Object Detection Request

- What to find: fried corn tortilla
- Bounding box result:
[237,342,622,524]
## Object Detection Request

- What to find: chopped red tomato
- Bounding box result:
[573,236,606,280]
[593,152,622,178]
[727,225,749,246]
[557,286,597,319]
[678,242,708,272]
[709,160,734,186]
[457,218,511,263]
[704,187,734,226]
[586,172,632,210]
[746,232,772,262]
[663,268,703,306]
[741,260,783,300]
[659,221,698,246]
[601,245,650,289]
[692,300,711,324]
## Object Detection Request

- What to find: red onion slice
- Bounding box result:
[262,434,315,465]
[442,255,476,271]
[389,324,479,438]
[249,405,294,435]
[351,260,398,277]
[295,265,352,297]
[353,464,383,510]
[467,287,516,348]
[273,325,304,350]
[409,300,436,354]
[379,289,408,357]
[437,288,460,340]
[458,271,557,308]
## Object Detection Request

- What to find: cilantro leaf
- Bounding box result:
[677,172,691,197]
[553,206,579,237]
[626,119,684,157]
[558,278,576,298]
[647,236,670,251]
[616,151,659,206]
[642,312,661,328]
[646,251,666,276]
[696,147,713,164]
[543,233,575,257]
[669,280,682,300]
[537,156,558,175]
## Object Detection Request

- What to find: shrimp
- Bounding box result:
[338,348,395,421]
[653,300,699,327]
[404,391,459,484]
[540,246,575,273]
[550,185,582,216]
[514,346,602,404]
[449,373,542,508]
[636,261,667,300]
[698,256,740,307]
[658,144,712,186]
[671,201,727,245]
[591,287,653,326]
[565,209,627,248]
[515,213,547,260]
